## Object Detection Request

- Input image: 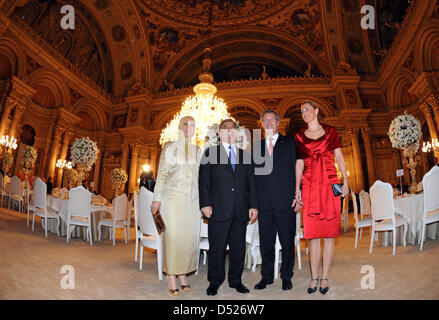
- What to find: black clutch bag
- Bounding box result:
[331,183,344,197]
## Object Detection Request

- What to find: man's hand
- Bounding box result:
[249,208,258,223]
[201,206,213,218]
[151,201,161,215]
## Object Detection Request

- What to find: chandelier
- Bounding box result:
[0,135,18,150]
[422,138,439,153]
[159,48,232,147]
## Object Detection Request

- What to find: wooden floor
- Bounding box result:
[1,206,439,300]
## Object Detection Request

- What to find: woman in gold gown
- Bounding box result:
[151,116,201,296]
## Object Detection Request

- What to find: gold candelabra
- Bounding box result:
[402,146,421,194]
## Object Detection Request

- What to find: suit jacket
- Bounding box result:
[253,134,297,212]
[199,144,258,223]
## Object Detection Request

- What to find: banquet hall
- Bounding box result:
[0,0,439,300]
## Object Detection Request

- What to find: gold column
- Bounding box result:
[426,94,439,130]
[360,127,376,188]
[8,104,26,138]
[47,126,65,180]
[149,145,159,179]
[56,131,74,188]
[419,102,439,160]
[348,128,365,192]
[93,143,103,193]
[128,143,140,194]
[0,97,16,137]
[120,143,129,172]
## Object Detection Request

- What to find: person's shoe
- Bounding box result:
[206,283,219,296]
[181,284,190,293]
[319,279,329,295]
[229,283,250,293]
[254,279,273,290]
[282,279,293,291]
[307,278,319,294]
[168,288,180,297]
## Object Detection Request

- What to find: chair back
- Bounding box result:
[200,219,209,238]
[351,191,359,225]
[34,177,47,210]
[10,176,22,196]
[359,190,371,218]
[370,180,395,222]
[245,221,258,245]
[138,186,157,236]
[68,186,91,219]
[133,192,139,230]
[423,166,439,213]
[113,193,128,221]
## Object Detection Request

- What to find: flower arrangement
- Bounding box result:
[111,168,128,184]
[388,112,422,152]
[22,145,37,168]
[1,150,13,173]
[70,137,99,170]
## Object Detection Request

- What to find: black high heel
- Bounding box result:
[319,279,329,295]
[307,278,319,294]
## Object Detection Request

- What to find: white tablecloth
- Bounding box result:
[46,195,113,242]
[383,193,439,245]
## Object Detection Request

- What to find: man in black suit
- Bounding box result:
[199,119,258,296]
[253,109,297,291]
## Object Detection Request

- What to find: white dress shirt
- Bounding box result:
[222,142,237,157]
[265,132,279,147]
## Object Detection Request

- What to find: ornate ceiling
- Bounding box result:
[3,0,415,97]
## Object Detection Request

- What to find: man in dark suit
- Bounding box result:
[199,119,258,296]
[253,109,297,291]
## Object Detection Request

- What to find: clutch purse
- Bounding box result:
[331,183,344,197]
[152,210,166,234]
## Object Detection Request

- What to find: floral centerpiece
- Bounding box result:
[388,112,422,193]
[111,168,128,197]
[1,150,13,174]
[70,137,99,185]
[22,145,37,176]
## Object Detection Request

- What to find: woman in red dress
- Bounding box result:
[293,101,349,295]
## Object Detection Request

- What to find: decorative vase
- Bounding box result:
[402,146,421,194]
[75,162,89,186]
[112,181,125,197]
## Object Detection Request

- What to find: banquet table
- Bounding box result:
[381,193,439,246]
[46,195,113,242]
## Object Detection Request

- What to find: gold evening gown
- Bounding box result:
[153,136,201,275]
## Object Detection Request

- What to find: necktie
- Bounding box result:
[228,145,236,172]
[268,137,274,156]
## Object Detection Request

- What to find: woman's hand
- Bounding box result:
[151,201,161,215]
[292,189,303,212]
[341,183,349,198]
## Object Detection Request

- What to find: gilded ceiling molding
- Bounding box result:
[70,98,109,131]
[385,69,417,109]
[0,36,26,78]
[414,22,439,72]
[277,94,336,119]
[26,68,71,107]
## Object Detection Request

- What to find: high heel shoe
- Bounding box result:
[319,279,329,295]
[168,288,180,297]
[307,278,319,294]
[181,284,190,293]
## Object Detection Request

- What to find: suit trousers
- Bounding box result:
[258,207,296,281]
[207,214,247,286]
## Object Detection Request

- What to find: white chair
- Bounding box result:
[199,219,209,266]
[66,186,92,246]
[133,192,141,262]
[359,190,372,219]
[138,186,163,280]
[98,193,129,246]
[25,178,35,227]
[419,166,439,251]
[8,176,24,212]
[369,180,408,255]
[340,196,349,232]
[32,178,59,237]
[245,221,260,272]
[125,197,133,241]
[352,191,372,248]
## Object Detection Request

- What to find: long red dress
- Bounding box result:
[294,124,342,239]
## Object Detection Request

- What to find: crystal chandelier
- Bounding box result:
[159,48,233,147]
[422,138,439,153]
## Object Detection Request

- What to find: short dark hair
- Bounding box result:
[260,109,280,121]
[219,118,237,129]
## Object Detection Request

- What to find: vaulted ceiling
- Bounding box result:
[5,0,413,96]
